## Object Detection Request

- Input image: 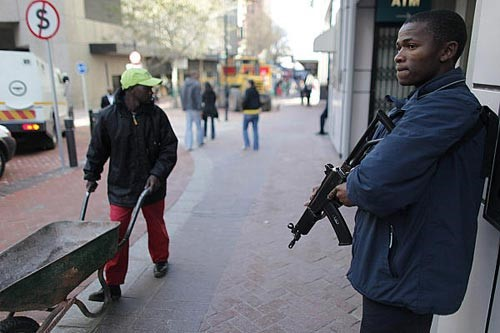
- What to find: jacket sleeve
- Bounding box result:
[202,91,207,105]
[180,84,187,110]
[83,112,110,181]
[242,89,251,109]
[346,96,480,217]
[149,110,178,180]
[194,84,202,110]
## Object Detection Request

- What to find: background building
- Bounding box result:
[0,0,135,111]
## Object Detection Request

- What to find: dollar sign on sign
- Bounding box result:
[36,9,50,30]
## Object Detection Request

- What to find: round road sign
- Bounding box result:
[76,62,88,75]
[26,0,60,40]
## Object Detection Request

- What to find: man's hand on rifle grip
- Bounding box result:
[329,183,355,207]
[304,185,320,206]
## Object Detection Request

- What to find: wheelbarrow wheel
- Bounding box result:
[0,316,39,333]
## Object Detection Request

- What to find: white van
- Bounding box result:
[0,51,69,149]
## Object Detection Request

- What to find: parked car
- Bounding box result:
[0,124,16,177]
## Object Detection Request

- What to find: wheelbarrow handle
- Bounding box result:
[80,191,91,221]
[118,187,151,248]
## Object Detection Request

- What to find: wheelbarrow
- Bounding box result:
[0,188,150,333]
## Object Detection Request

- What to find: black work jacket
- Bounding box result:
[84,89,178,207]
[242,86,261,110]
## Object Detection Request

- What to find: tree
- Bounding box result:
[244,5,288,62]
[268,34,292,63]
[121,0,222,62]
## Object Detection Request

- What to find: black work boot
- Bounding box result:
[88,285,121,302]
[154,261,169,278]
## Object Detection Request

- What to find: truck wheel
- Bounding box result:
[0,316,40,333]
[260,95,271,111]
[0,150,5,178]
[40,115,57,150]
[41,132,56,150]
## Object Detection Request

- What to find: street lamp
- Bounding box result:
[129,51,141,64]
[126,50,142,69]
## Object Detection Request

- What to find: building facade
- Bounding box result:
[0,0,139,111]
[314,0,500,331]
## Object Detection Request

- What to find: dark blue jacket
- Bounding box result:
[180,77,202,111]
[346,68,485,315]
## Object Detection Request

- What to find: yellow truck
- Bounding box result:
[220,56,272,111]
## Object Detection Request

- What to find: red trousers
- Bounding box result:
[105,199,170,285]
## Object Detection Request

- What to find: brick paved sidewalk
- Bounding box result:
[52,98,361,333]
[0,99,194,325]
[2,98,362,332]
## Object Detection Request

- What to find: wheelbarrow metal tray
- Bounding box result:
[0,220,119,312]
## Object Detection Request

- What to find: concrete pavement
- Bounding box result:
[2,97,362,332]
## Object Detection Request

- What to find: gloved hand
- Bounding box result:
[145,175,160,193]
[86,180,98,193]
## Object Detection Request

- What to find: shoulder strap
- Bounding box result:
[446,106,499,177]
[481,106,500,177]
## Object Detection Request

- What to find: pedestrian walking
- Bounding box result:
[317,103,328,135]
[300,77,312,106]
[242,79,261,151]
[83,67,178,302]
[328,10,487,332]
[180,71,203,151]
[202,82,218,140]
[100,87,114,108]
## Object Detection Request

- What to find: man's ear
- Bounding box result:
[439,41,459,63]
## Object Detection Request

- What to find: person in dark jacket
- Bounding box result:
[242,80,261,150]
[180,71,203,150]
[84,68,178,302]
[300,77,312,106]
[317,103,328,135]
[202,82,218,140]
[329,10,486,332]
[100,88,114,108]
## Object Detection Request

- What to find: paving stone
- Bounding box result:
[258,325,288,333]
[203,309,239,328]
[229,315,261,333]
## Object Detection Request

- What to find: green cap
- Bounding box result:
[120,68,162,89]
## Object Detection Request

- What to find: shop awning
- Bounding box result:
[313,28,335,53]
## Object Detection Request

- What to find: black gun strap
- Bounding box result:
[482,107,499,177]
[446,106,499,177]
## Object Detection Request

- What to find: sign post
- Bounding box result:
[26,0,65,167]
[76,62,89,116]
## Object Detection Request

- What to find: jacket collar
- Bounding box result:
[385,68,466,114]
[114,88,154,116]
[413,67,466,100]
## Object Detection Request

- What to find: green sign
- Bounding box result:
[376,0,431,23]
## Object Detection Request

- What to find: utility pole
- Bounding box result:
[224,12,229,121]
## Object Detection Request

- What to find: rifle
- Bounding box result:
[288,110,396,249]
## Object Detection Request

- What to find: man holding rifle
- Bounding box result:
[331,10,486,332]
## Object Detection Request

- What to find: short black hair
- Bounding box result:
[404,10,467,62]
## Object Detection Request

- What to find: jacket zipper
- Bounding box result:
[132,112,138,126]
[388,224,397,277]
[389,224,394,249]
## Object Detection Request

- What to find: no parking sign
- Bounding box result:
[25,0,66,167]
[26,0,60,40]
